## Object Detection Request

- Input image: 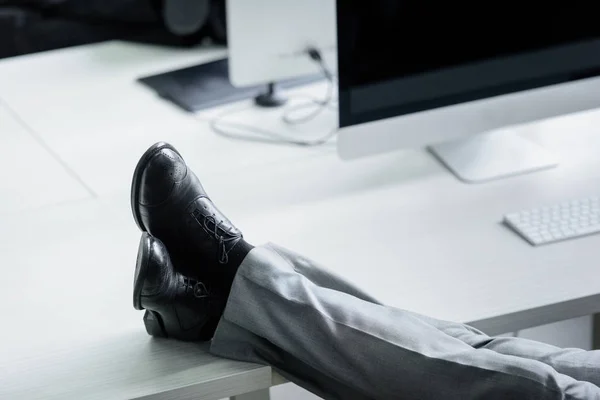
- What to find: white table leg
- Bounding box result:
[231,388,271,400]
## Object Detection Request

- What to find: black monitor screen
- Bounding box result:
[338,1,600,127]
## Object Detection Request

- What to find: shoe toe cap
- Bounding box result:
[141,235,173,297]
[139,148,187,206]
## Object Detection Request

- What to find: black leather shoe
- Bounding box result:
[131,142,253,286]
[133,232,226,341]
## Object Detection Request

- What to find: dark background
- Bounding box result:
[0,0,222,59]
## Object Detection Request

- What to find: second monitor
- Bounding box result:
[226,0,337,106]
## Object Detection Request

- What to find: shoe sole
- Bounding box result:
[130,142,183,232]
[133,232,168,338]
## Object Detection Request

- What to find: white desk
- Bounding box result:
[0,101,91,213]
[0,41,333,198]
[1,41,600,400]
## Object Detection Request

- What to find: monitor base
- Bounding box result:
[254,82,288,108]
[428,132,559,183]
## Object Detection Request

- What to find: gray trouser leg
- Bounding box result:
[262,245,600,388]
[211,244,600,399]
[409,311,600,388]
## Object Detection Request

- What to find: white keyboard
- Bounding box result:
[504,196,600,246]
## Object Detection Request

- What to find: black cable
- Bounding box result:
[205,47,338,147]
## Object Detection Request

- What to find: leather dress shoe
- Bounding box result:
[131,142,253,286]
[133,232,226,341]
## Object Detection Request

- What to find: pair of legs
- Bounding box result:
[212,244,600,399]
[132,143,600,399]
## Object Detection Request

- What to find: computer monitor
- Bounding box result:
[226,0,337,106]
[336,2,600,183]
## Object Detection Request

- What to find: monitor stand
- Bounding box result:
[254,82,288,107]
[428,131,559,183]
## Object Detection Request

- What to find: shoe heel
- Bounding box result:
[143,310,168,338]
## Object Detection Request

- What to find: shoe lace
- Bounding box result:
[182,277,211,298]
[202,213,242,264]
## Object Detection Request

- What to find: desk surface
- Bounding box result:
[2,41,600,399]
